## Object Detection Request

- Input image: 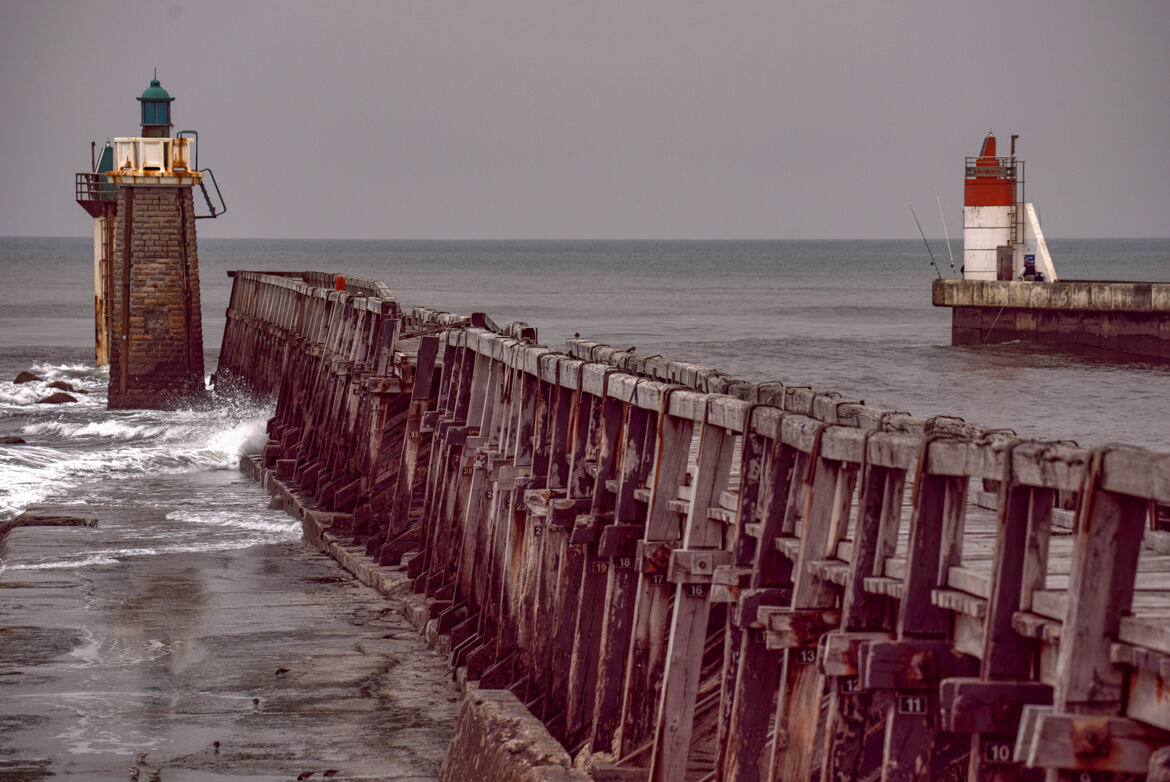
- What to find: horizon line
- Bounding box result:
[4,234,1170,243]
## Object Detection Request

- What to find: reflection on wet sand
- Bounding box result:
[0,489,459,780]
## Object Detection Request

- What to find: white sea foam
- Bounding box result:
[165,508,299,535]
[1,386,276,522]
[0,535,297,575]
[199,415,270,466]
[74,420,168,440]
[0,554,120,572]
[0,377,104,410]
[0,384,46,406]
[0,453,67,518]
[29,362,103,377]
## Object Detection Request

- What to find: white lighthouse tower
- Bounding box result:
[962,133,1057,282]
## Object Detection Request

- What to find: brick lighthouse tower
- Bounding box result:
[76,74,224,409]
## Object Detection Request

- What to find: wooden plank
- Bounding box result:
[565,390,625,748]
[591,403,656,754]
[1023,708,1169,773]
[960,479,1057,782]
[720,434,799,782]
[712,421,768,775]
[820,463,903,782]
[649,408,736,782]
[875,462,971,782]
[1055,488,1148,710]
[618,391,696,757]
[769,446,856,782]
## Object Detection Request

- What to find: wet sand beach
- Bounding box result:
[0,501,459,781]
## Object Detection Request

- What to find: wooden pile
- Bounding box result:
[217,270,1170,781]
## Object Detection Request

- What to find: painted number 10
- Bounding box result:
[982,741,1012,764]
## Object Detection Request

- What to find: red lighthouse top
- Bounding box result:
[964,133,1017,207]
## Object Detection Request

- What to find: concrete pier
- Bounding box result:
[933,277,1170,358]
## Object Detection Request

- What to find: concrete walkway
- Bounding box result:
[0,507,459,782]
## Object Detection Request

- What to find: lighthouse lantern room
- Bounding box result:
[137,71,174,138]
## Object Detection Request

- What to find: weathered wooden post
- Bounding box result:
[648,395,740,782]
[590,378,659,755]
[617,385,697,761]
[860,435,979,781]
[939,440,1057,782]
[1015,446,1170,779]
[565,368,629,749]
[719,409,799,781]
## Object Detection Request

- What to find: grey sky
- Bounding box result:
[2,0,1167,240]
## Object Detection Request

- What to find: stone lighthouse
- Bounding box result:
[76,74,222,409]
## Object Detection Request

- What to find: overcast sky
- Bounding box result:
[2,1,1167,240]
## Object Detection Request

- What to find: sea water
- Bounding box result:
[1,236,1168,562]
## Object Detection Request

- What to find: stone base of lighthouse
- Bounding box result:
[108,185,206,409]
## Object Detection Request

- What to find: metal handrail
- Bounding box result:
[75,172,116,202]
[195,167,227,219]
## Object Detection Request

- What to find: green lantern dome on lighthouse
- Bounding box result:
[138,70,174,138]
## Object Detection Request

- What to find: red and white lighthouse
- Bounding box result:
[962,133,1056,282]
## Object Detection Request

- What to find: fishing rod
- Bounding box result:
[909,203,942,278]
[936,193,957,273]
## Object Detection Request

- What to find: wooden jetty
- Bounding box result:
[216,269,1170,781]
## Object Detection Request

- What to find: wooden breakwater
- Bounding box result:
[216,270,1170,782]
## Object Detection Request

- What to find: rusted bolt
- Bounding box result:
[907,650,936,686]
[991,695,1017,722]
[1070,718,1110,757]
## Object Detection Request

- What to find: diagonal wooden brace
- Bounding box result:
[1017,705,1170,773]
[939,677,1053,735]
[757,607,841,650]
[860,638,978,691]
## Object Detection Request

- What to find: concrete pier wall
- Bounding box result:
[933,278,1170,358]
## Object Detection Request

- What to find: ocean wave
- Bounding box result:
[200,416,270,464]
[22,419,162,440]
[0,554,120,573]
[0,394,275,521]
[0,374,105,409]
[0,385,48,406]
[0,535,299,575]
[165,508,299,534]
[28,361,106,376]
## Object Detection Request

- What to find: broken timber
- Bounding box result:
[217,270,1170,781]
